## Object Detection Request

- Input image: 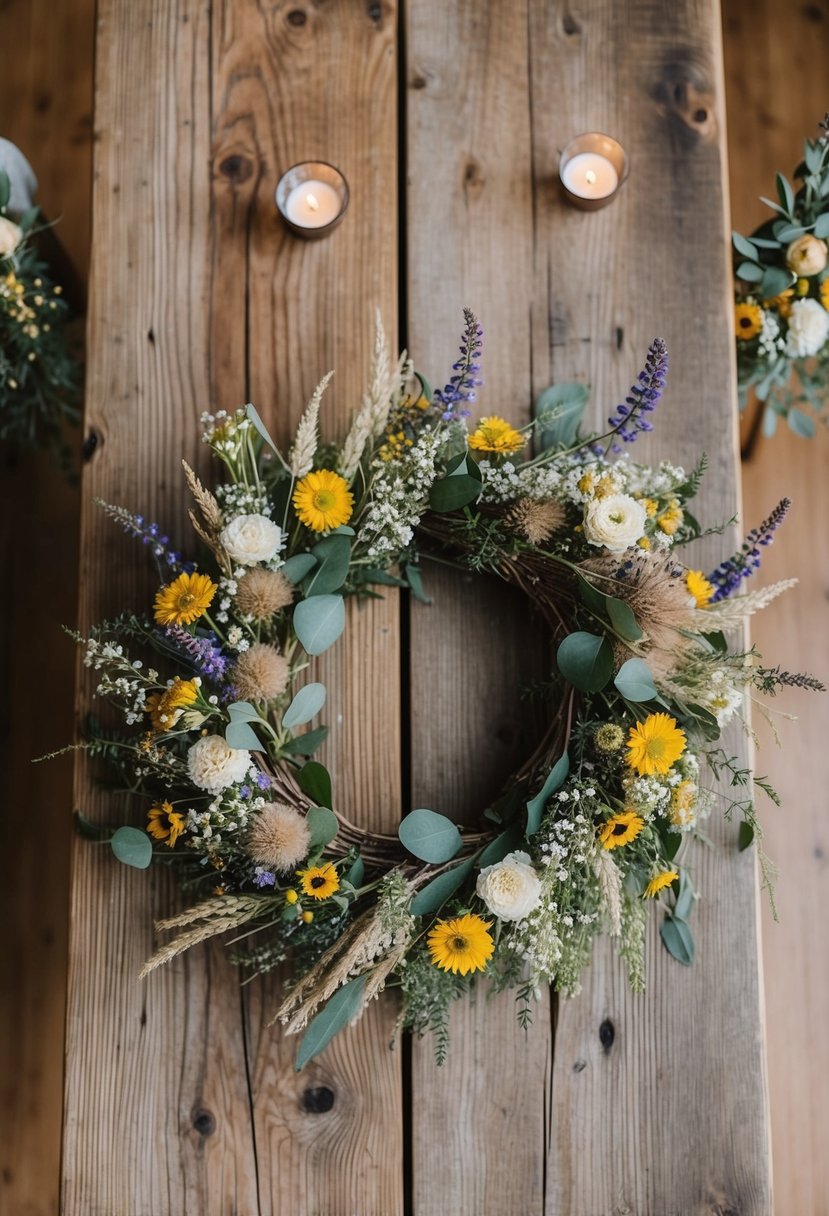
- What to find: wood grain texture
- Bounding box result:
[0,3,93,1214]
[407,1,770,1212]
[63,1,404,1212]
[723,3,829,1211]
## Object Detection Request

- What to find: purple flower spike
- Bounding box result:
[707,498,791,600]
[164,625,229,678]
[433,308,484,422]
[607,338,669,447]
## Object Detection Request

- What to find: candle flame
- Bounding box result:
[585,169,597,185]
[306,193,319,212]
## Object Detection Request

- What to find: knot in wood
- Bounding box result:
[302,1085,336,1114]
[599,1018,615,1051]
[286,8,307,26]
[652,53,717,144]
[366,1,383,24]
[191,1107,216,1136]
[218,153,254,184]
[82,429,101,462]
[462,157,485,202]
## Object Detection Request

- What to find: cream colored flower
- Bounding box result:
[0,216,23,257]
[583,493,646,553]
[785,298,829,357]
[187,734,251,793]
[785,234,828,277]
[475,850,541,922]
[220,513,284,566]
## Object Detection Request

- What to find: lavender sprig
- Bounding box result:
[707,498,791,601]
[605,337,669,452]
[163,625,229,679]
[433,307,483,422]
[96,499,194,575]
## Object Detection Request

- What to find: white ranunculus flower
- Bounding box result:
[220,513,284,566]
[785,297,829,358]
[187,734,251,794]
[785,234,828,277]
[0,216,23,256]
[476,850,542,922]
[583,493,647,553]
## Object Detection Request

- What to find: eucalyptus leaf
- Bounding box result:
[674,873,695,921]
[293,594,345,656]
[814,212,829,239]
[404,563,430,603]
[750,236,783,249]
[111,826,152,870]
[805,141,823,173]
[534,382,590,450]
[762,406,778,439]
[556,631,613,693]
[526,752,569,837]
[295,976,366,1070]
[398,809,462,863]
[478,823,525,868]
[606,597,643,642]
[331,524,355,535]
[297,761,332,810]
[0,172,9,211]
[345,855,365,888]
[304,534,351,596]
[736,260,763,283]
[737,820,755,852]
[410,859,474,917]
[245,402,279,454]
[772,221,808,242]
[613,658,658,703]
[283,682,327,729]
[660,916,695,966]
[731,231,758,260]
[759,195,787,217]
[225,720,264,751]
[776,172,795,215]
[282,553,317,584]
[787,407,816,439]
[306,805,339,851]
[760,266,795,299]
[429,471,482,512]
[227,700,261,723]
[576,572,608,615]
[280,725,329,756]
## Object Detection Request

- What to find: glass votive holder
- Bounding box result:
[275,161,349,239]
[558,133,628,211]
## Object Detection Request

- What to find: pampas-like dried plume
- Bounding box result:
[235,567,294,620]
[593,849,623,937]
[506,497,567,545]
[246,802,311,873]
[290,370,333,479]
[687,578,798,629]
[229,643,290,702]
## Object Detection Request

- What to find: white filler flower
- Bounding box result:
[187,734,251,794]
[220,513,284,566]
[476,850,542,922]
[583,493,647,553]
[785,298,829,358]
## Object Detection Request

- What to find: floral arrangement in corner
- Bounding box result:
[0,169,81,466]
[65,309,821,1067]
[733,112,829,440]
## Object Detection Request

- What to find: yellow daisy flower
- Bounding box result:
[468,416,526,456]
[670,780,698,828]
[686,569,714,608]
[427,913,494,975]
[145,676,199,732]
[657,500,683,536]
[626,713,686,777]
[147,801,186,847]
[153,571,217,627]
[734,302,762,340]
[298,861,340,900]
[644,869,679,898]
[764,287,794,318]
[821,280,829,312]
[293,469,353,533]
[598,810,645,850]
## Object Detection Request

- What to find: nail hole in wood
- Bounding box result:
[147,328,155,345]
[287,8,307,25]
[192,1108,216,1136]
[302,1085,336,1113]
[693,108,708,124]
[562,13,581,35]
[615,326,624,351]
[411,75,427,90]
[599,1019,615,1051]
[82,430,100,462]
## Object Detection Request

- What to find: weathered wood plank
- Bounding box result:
[405,5,552,1213]
[723,2,829,1209]
[209,2,404,1211]
[0,3,93,1214]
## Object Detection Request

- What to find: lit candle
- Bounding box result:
[560,151,618,201]
[558,133,628,211]
[284,180,342,229]
[275,162,350,240]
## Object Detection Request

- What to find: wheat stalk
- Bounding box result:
[140,894,267,978]
[290,371,333,479]
[689,578,798,628]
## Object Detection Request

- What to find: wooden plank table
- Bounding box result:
[64,1,771,1212]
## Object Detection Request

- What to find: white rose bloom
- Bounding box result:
[583,493,646,553]
[187,734,251,794]
[220,513,284,566]
[785,298,829,358]
[0,216,23,256]
[476,850,542,922]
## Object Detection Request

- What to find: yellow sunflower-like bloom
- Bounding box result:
[764,287,794,318]
[626,713,686,777]
[298,861,340,900]
[293,469,354,533]
[154,571,217,627]
[644,869,679,898]
[598,810,645,850]
[468,416,526,456]
[734,302,762,340]
[821,279,829,312]
[145,677,199,732]
[686,569,714,608]
[657,500,683,536]
[427,913,494,975]
[147,801,186,847]
[670,779,698,828]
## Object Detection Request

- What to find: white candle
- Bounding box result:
[560,151,619,201]
[284,180,342,229]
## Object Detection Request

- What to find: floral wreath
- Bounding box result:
[73,309,820,1067]
[734,112,829,439]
